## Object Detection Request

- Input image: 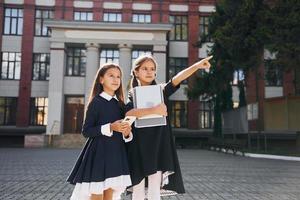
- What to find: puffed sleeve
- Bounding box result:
[163,78,181,98]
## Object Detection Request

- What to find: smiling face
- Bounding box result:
[134,59,156,86]
[100,67,121,96]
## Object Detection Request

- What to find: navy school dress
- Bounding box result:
[125,80,185,195]
[67,92,132,200]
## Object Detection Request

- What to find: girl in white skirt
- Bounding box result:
[67,63,133,200]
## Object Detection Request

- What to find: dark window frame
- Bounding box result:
[73,11,93,21]
[35,9,53,37]
[131,49,152,64]
[132,13,151,23]
[0,52,21,80]
[32,53,50,80]
[199,15,212,42]
[66,48,86,77]
[168,57,188,84]
[30,97,48,126]
[0,97,18,125]
[169,101,188,128]
[264,60,283,87]
[198,100,214,129]
[103,12,122,22]
[232,69,245,86]
[3,7,23,35]
[169,15,188,41]
[100,49,120,65]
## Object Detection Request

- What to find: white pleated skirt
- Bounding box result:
[70,175,131,200]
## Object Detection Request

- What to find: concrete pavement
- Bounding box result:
[0,148,299,200]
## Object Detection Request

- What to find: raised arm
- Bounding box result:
[172,56,213,87]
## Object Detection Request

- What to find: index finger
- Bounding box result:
[205,55,213,61]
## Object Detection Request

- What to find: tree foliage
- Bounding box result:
[265,0,300,70]
[187,0,300,135]
[189,0,270,98]
[188,0,271,136]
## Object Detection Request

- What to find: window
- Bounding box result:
[132,14,151,23]
[232,70,245,85]
[169,101,187,128]
[0,97,17,125]
[103,13,122,22]
[1,52,21,80]
[169,58,188,83]
[169,15,188,41]
[265,60,283,86]
[64,96,84,133]
[247,103,258,120]
[74,11,93,21]
[199,16,212,42]
[198,101,214,129]
[32,53,50,80]
[4,8,23,35]
[30,97,48,126]
[35,10,53,36]
[100,49,119,66]
[66,48,86,76]
[131,49,152,66]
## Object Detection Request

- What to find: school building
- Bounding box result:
[0,0,299,147]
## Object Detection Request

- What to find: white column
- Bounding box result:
[153,45,167,83]
[46,42,65,135]
[118,43,132,95]
[85,43,100,106]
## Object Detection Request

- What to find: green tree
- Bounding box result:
[188,0,270,136]
[265,0,300,71]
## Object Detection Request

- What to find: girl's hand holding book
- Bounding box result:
[153,103,168,116]
[122,125,132,138]
[111,120,131,133]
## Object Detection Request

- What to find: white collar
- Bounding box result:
[100,91,119,101]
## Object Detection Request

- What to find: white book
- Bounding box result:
[133,85,167,128]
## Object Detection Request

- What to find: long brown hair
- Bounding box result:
[88,63,125,106]
[130,54,157,89]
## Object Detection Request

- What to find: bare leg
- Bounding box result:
[103,188,113,200]
[90,194,103,200]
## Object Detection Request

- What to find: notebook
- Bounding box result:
[133,85,167,128]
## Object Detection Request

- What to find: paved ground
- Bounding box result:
[0,148,300,200]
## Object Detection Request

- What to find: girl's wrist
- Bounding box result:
[110,123,114,132]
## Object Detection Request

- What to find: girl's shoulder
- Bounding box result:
[89,95,106,107]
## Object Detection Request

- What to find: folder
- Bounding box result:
[133,85,167,128]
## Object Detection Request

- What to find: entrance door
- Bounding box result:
[64,96,84,133]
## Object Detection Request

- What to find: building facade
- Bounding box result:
[0,0,297,140]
